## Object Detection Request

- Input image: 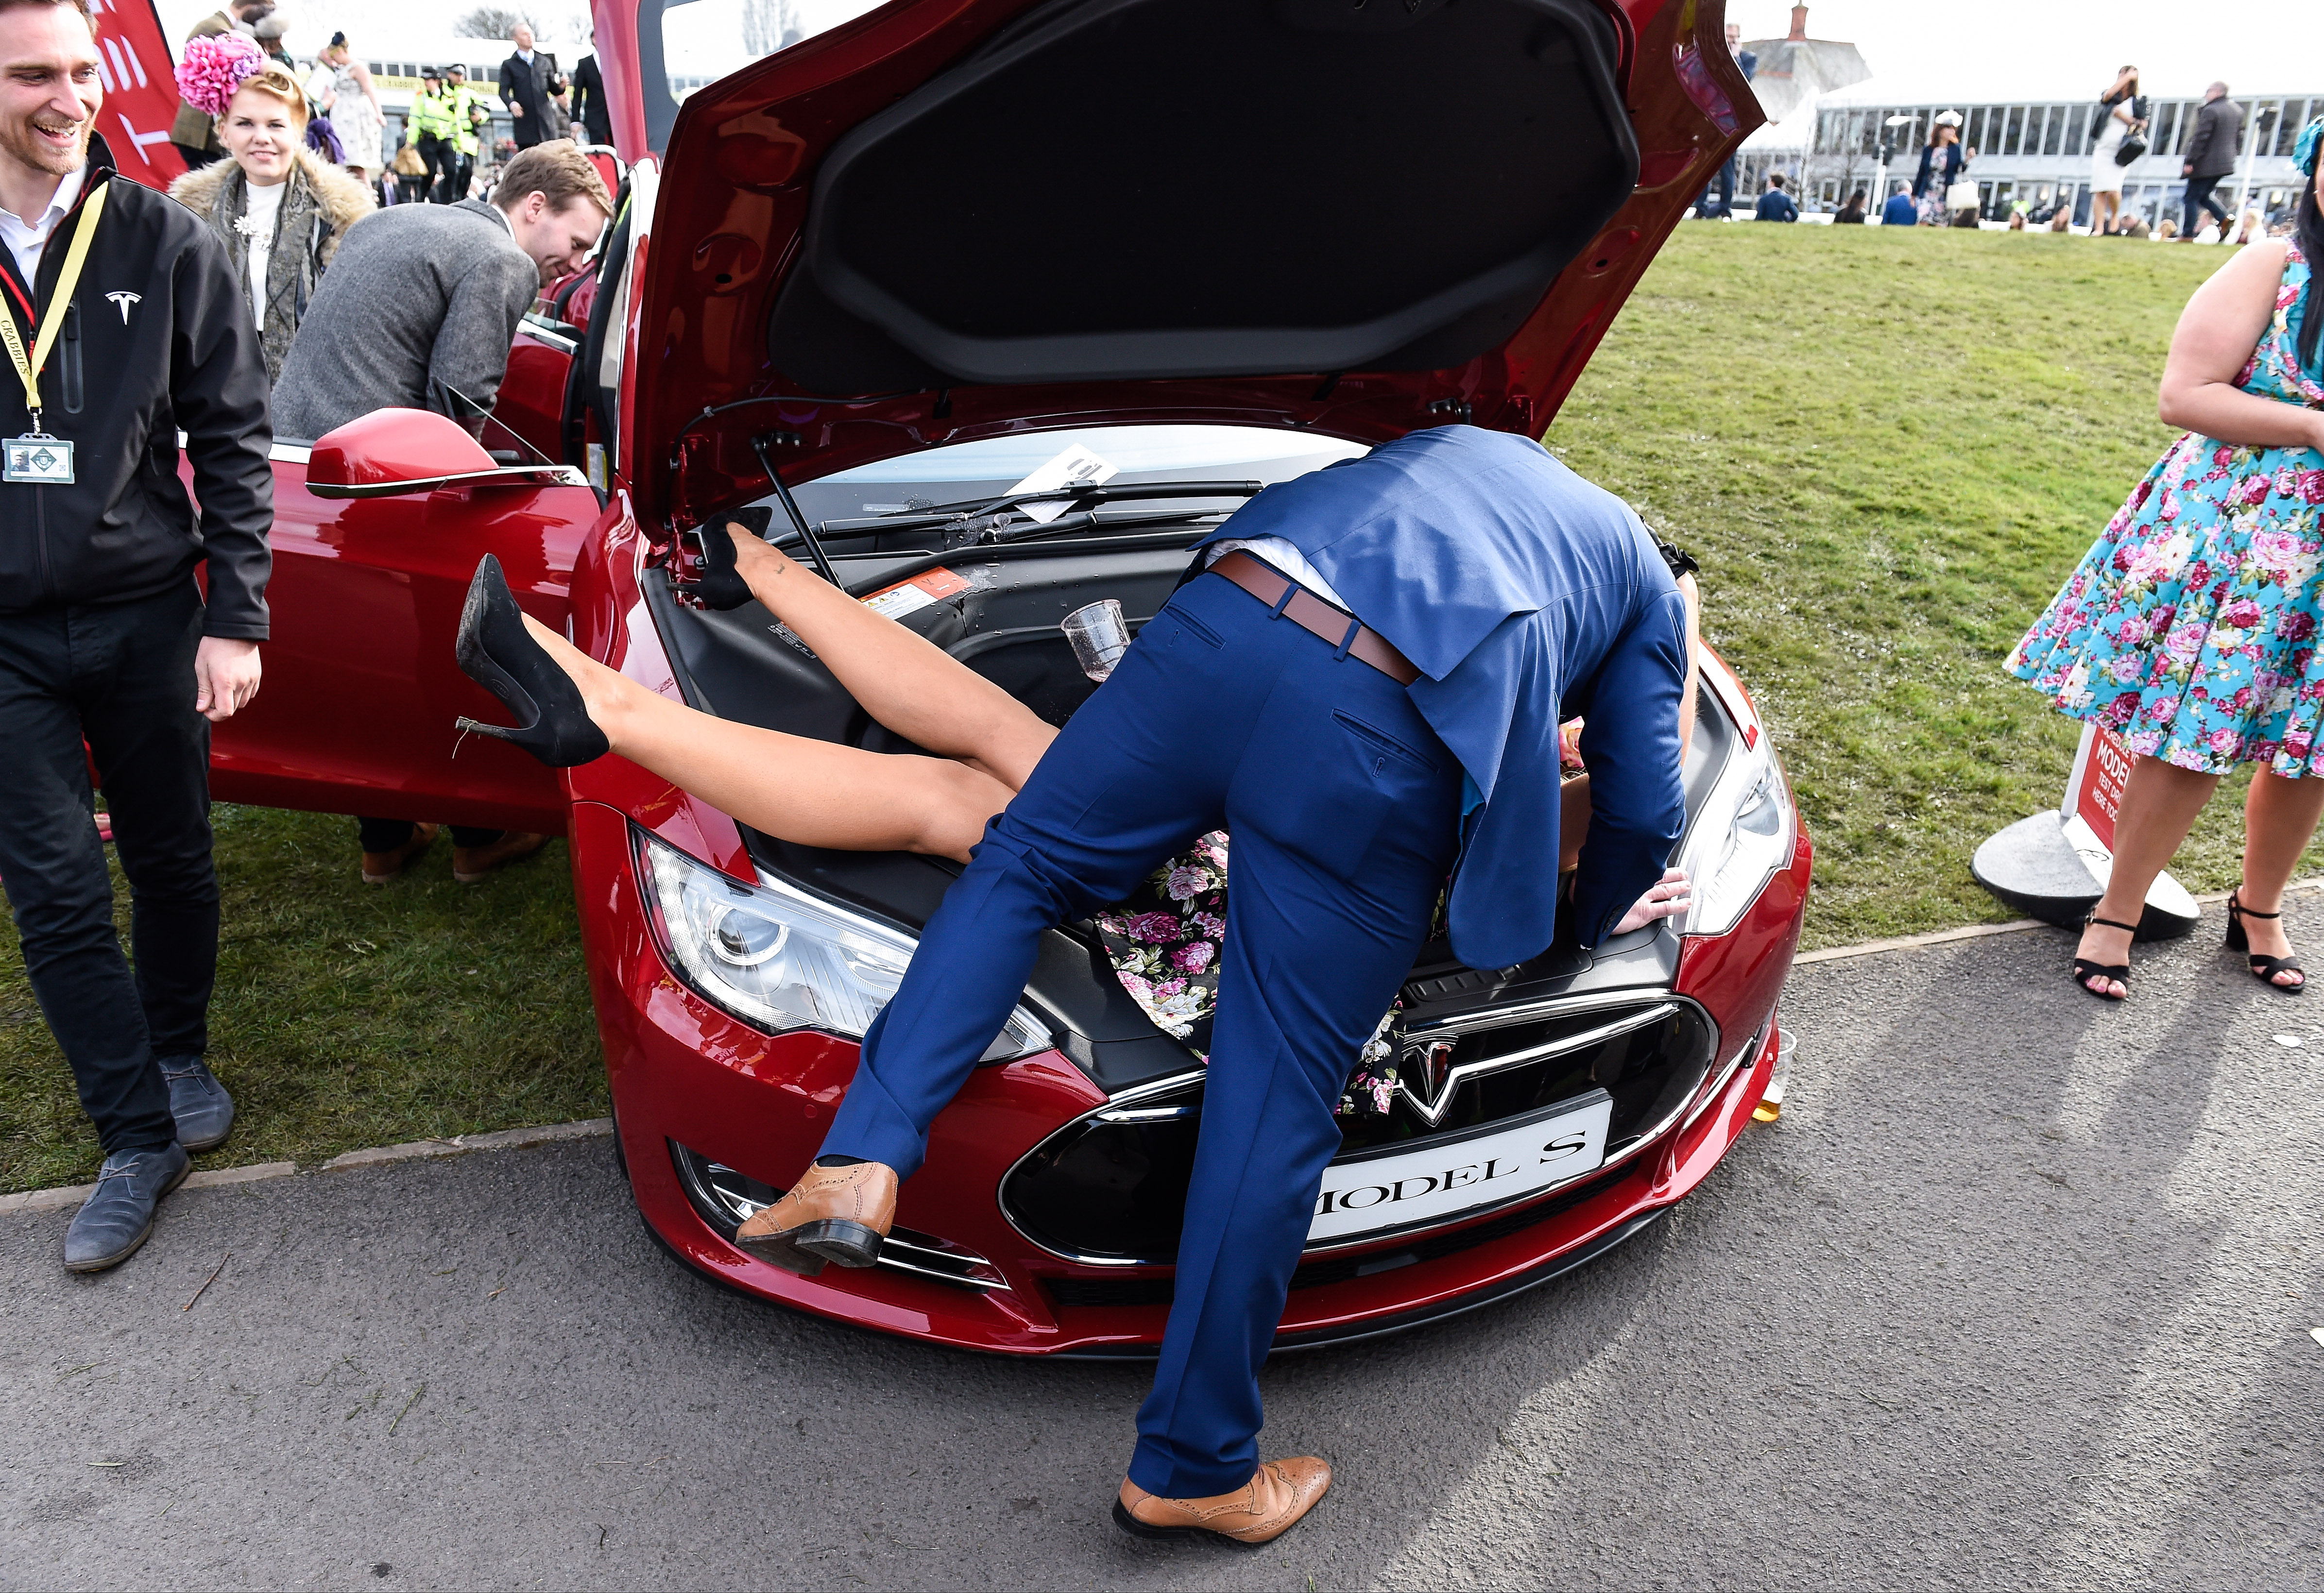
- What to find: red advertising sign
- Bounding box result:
[2064,722,2133,853]
[90,0,188,191]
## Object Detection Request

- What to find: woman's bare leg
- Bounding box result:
[727,531,1057,791]
[2238,767,2324,986]
[517,613,1009,861]
[2078,756,2221,996]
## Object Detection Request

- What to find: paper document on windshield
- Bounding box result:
[1004,443,1118,524]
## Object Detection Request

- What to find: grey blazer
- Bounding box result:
[271,199,539,441]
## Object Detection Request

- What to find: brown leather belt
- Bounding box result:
[1207,549,1418,685]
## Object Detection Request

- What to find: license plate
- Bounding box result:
[1308,1090,1614,1245]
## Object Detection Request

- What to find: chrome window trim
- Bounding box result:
[1005,990,1715,1268]
[309,463,590,500]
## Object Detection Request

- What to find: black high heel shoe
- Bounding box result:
[677,508,771,611]
[2225,891,2305,993]
[452,554,612,768]
[2071,911,2138,1001]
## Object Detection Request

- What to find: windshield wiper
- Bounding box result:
[838,478,1265,542]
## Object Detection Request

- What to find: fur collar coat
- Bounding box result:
[170,150,375,383]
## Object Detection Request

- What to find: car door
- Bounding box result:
[204,441,603,836]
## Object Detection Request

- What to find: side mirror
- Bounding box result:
[307,407,583,499]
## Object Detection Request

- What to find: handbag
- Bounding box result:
[1946,177,1980,211]
[2114,128,2147,166]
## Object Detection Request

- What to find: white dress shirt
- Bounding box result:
[0,162,88,290]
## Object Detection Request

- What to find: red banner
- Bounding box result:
[2067,723,2133,853]
[90,0,187,190]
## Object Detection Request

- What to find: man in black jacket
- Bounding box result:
[497,22,562,153]
[0,0,271,1271]
[568,34,611,148]
[2181,83,2242,239]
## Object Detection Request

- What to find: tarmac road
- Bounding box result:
[4,905,2323,1592]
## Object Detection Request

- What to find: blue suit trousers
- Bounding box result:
[821,569,1462,1497]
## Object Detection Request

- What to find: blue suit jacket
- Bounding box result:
[1195,426,1688,968]
[1756,190,1799,222]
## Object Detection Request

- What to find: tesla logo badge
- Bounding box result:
[105,290,141,323]
[1409,1040,1456,1116]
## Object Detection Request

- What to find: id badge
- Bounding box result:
[2,434,73,485]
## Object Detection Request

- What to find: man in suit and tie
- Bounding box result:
[497,22,563,153]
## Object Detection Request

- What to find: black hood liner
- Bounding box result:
[767,0,1637,394]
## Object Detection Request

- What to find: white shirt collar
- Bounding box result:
[516,47,533,62]
[0,162,89,288]
[1,162,86,232]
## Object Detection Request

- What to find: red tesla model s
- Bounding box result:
[211,0,1802,1354]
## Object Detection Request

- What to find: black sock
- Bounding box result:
[813,1154,867,1168]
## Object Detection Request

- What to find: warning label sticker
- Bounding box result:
[860,566,972,621]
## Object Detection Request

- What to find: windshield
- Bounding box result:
[660,0,886,102]
[788,425,1369,528]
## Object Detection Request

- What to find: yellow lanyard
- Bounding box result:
[0,180,107,432]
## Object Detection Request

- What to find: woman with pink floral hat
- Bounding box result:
[2010,116,2324,1000]
[165,33,371,383]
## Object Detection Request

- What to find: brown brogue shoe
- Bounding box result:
[452,831,548,883]
[360,823,441,885]
[733,1160,898,1275]
[1112,1457,1332,1547]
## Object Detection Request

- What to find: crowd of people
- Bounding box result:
[167,0,611,211]
[1698,38,2287,243]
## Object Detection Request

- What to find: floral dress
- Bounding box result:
[1094,832,1408,1119]
[1091,720,1593,1119]
[2008,244,2324,775]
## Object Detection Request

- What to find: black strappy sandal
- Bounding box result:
[2071,912,2138,1001]
[2225,891,2305,993]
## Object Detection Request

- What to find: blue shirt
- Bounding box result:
[1881,192,1919,226]
[1195,427,1688,966]
[1756,189,1799,222]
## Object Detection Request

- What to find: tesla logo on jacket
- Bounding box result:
[0,133,274,642]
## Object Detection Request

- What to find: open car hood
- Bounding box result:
[615,0,1760,532]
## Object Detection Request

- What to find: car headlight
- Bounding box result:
[1673,712,1796,938]
[632,828,1052,1062]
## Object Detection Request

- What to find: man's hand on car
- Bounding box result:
[1611,867,1691,935]
[193,637,262,723]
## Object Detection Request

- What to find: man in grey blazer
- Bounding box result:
[270,140,610,887]
[271,140,609,442]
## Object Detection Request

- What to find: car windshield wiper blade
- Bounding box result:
[838,478,1265,538]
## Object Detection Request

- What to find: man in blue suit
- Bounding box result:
[1755,173,1800,222]
[740,426,1693,1544]
[1881,181,1919,227]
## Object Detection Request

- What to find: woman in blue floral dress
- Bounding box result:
[2009,119,2324,999]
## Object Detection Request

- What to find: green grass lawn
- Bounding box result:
[1548,223,2314,949]
[0,224,2300,1191]
[0,809,602,1192]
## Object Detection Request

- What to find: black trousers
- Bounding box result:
[417,135,461,204]
[0,585,217,1155]
[356,817,502,852]
[2183,175,2231,235]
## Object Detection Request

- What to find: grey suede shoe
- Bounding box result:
[159,1056,234,1152]
[64,1141,190,1273]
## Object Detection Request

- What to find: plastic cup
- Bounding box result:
[1061,599,1130,682]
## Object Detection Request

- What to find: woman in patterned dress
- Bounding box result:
[2009,119,2324,999]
